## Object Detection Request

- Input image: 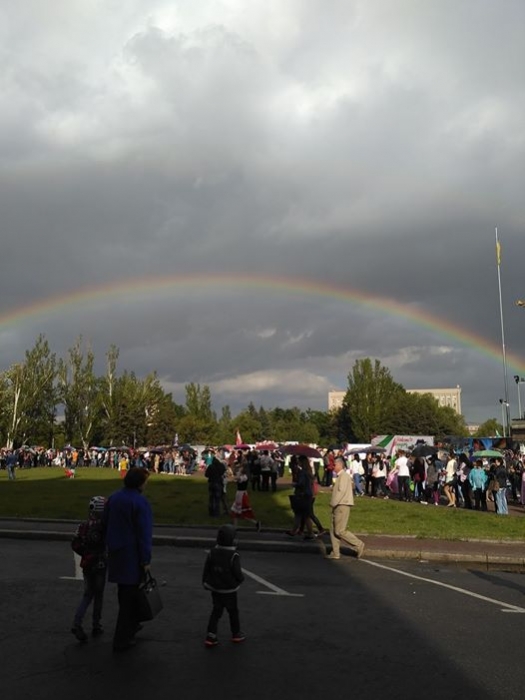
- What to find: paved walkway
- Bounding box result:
[1,517,524,571]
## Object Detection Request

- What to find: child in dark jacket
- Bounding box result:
[70,496,108,641]
[202,524,245,647]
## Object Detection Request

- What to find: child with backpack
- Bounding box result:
[70,496,108,641]
[202,524,246,647]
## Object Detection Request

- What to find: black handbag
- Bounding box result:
[137,571,163,621]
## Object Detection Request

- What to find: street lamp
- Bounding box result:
[514,376,525,419]
[499,399,509,436]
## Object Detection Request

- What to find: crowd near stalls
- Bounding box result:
[339,441,525,514]
[2,439,524,515]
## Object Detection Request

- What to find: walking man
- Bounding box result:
[6,450,17,480]
[326,457,365,560]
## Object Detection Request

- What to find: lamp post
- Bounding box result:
[514,376,525,419]
[499,399,509,436]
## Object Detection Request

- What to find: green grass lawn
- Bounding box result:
[0,467,523,541]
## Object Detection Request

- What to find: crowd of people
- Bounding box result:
[0,445,200,478]
[3,441,524,516]
[337,447,525,516]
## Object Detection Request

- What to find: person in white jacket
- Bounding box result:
[347,455,364,496]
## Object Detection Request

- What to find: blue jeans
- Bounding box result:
[495,489,508,515]
[7,465,16,480]
[353,473,364,495]
[74,568,106,627]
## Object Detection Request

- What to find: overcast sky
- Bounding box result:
[1,0,524,426]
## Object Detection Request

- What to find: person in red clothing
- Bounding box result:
[70,496,108,641]
[230,465,261,531]
[323,449,335,487]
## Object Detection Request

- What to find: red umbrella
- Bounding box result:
[280,444,322,459]
[221,444,251,450]
[256,441,278,451]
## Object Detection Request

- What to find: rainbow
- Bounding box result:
[1,273,524,372]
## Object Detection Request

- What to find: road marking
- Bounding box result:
[242,567,304,597]
[362,559,525,613]
[60,553,83,581]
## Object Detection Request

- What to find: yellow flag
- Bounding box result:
[496,239,501,266]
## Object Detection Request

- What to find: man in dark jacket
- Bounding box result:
[205,456,227,517]
[104,468,153,651]
[202,524,245,646]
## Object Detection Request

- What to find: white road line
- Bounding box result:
[242,567,304,597]
[59,553,83,581]
[362,559,525,613]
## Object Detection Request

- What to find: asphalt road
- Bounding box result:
[2,540,525,700]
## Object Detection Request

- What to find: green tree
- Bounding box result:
[215,405,233,445]
[1,335,58,448]
[344,358,405,442]
[99,345,120,446]
[387,392,468,438]
[387,392,438,435]
[147,393,185,446]
[434,405,468,439]
[185,383,213,422]
[58,337,100,450]
[258,406,272,440]
[475,418,503,437]
[179,383,216,443]
[234,407,262,443]
[108,371,173,448]
[315,407,352,445]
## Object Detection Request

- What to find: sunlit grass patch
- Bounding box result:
[0,468,523,540]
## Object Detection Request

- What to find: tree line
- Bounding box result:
[0,337,478,451]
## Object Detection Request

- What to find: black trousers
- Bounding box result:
[114,584,141,646]
[207,591,240,636]
[473,488,487,511]
[208,485,222,516]
[261,472,270,491]
[460,480,472,509]
[397,476,411,501]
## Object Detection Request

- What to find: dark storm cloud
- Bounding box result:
[0,1,524,424]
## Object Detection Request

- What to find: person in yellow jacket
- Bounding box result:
[118,452,129,479]
[326,457,365,560]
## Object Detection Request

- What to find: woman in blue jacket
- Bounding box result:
[105,467,153,651]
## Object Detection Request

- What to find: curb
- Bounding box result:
[1,528,524,570]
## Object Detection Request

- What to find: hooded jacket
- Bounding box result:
[202,525,244,593]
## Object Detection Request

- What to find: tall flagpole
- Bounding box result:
[495,227,511,436]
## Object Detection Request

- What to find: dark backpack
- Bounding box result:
[71,520,107,570]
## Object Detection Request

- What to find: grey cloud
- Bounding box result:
[0,1,523,427]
